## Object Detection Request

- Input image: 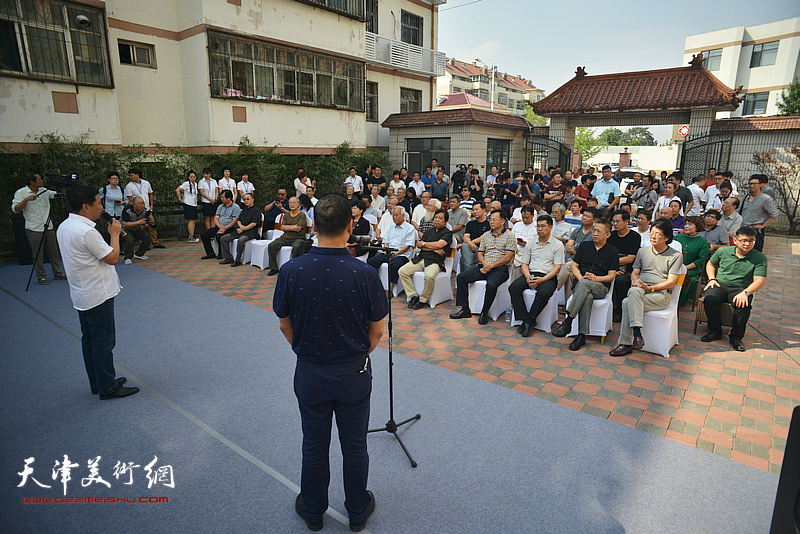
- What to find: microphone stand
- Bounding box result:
[362,242,421,467]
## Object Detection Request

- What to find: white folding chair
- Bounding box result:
[467,265,513,322]
[640,266,686,358]
[510,288,560,333]
[566,282,614,343]
[277,225,312,269]
[410,238,457,308]
[251,214,283,270]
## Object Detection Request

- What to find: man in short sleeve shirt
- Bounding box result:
[608,210,642,321]
[273,195,387,532]
[701,226,767,351]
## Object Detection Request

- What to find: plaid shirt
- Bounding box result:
[478,228,516,264]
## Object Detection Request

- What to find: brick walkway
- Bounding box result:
[140,235,800,474]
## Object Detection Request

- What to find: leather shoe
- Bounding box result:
[701,331,722,342]
[477,312,489,325]
[92,377,126,395]
[295,494,323,532]
[219,258,232,264]
[552,316,573,338]
[569,334,586,351]
[99,384,140,400]
[609,344,634,357]
[520,322,535,338]
[267,269,279,276]
[407,296,419,308]
[231,261,242,267]
[449,307,471,319]
[54,274,67,281]
[153,244,166,249]
[729,336,746,352]
[201,253,216,260]
[632,336,645,350]
[412,299,426,310]
[349,490,375,532]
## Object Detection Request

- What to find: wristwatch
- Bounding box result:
[742,290,749,296]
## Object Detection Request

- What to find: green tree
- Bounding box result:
[598,127,624,146]
[621,127,655,146]
[777,77,800,116]
[574,127,600,160]
[525,106,548,127]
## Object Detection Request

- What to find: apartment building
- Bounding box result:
[683,17,800,119]
[436,57,544,116]
[0,0,445,152]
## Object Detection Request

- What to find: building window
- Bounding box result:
[486,138,511,170]
[400,10,422,47]
[118,40,155,68]
[0,0,110,87]
[405,138,450,176]
[497,94,507,105]
[366,81,378,122]
[701,48,722,71]
[294,0,365,21]
[742,92,769,115]
[452,86,461,93]
[365,0,377,33]
[208,30,365,112]
[750,41,778,68]
[400,87,421,113]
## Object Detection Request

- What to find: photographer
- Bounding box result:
[518,171,540,200]
[450,164,469,195]
[12,172,66,285]
[121,197,153,265]
[468,168,484,200]
[56,186,139,399]
[125,168,164,249]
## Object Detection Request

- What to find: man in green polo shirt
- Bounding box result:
[701,226,767,352]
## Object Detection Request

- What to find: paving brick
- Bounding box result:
[512,384,538,396]
[665,430,697,447]
[557,398,585,411]
[588,396,616,412]
[639,411,671,428]
[608,413,638,428]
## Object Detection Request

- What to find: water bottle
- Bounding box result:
[505,306,511,323]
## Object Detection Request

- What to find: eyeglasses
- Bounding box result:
[736,238,756,244]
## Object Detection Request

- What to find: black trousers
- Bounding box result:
[367,252,409,284]
[508,273,557,325]
[456,265,509,314]
[703,284,752,339]
[754,227,765,252]
[613,272,632,311]
[200,226,236,256]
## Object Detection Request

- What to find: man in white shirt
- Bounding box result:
[407,172,426,197]
[368,206,417,284]
[124,168,164,248]
[388,170,405,194]
[687,174,705,216]
[375,195,400,241]
[56,186,139,399]
[306,186,318,206]
[369,185,385,214]
[12,172,66,284]
[411,191,431,230]
[511,205,538,281]
[344,167,363,193]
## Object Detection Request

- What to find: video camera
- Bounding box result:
[44,172,78,190]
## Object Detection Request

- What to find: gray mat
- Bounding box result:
[0,263,778,533]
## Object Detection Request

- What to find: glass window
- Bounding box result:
[208,30,365,111]
[486,139,511,169]
[0,1,110,86]
[405,138,451,176]
[750,41,779,68]
[701,48,722,71]
[400,10,423,46]
[366,81,378,122]
[295,0,364,21]
[118,41,155,69]
[400,87,421,113]
[742,92,769,115]
[366,0,377,34]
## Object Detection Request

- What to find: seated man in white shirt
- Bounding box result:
[369,185,385,214]
[511,195,534,224]
[368,206,417,285]
[411,191,431,230]
[511,205,538,281]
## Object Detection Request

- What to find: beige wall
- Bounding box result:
[367,70,432,148]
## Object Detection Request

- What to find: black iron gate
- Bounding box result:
[524,135,571,175]
[679,132,733,182]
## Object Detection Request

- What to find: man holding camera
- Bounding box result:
[125,168,164,249]
[12,172,66,285]
[57,186,139,399]
[121,197,153,265]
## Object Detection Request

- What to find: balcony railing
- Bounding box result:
[295,0,366,21]
[365,32,445,77]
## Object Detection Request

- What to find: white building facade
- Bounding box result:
[0,0,445,153]
[683,17,800,119]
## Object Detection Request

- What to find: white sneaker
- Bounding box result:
[133,254,149,260]
[124,259,132,265]
[188,237,200,243]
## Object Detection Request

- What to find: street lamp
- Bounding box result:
[474,57,495,111]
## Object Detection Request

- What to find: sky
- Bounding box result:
[437,0,800,142]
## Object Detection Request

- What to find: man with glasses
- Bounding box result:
[701,226,767,351]
[740,174,778,252]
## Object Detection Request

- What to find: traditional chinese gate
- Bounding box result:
[524,135,571,174]
[678,132,733,180]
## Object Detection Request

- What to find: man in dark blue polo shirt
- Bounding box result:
[274,195,388,532]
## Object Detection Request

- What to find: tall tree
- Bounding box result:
[574,127,601,160]
[751,145,800,235]
[777,77,800,116]
[621,127,656,146]
[598,128,624,146]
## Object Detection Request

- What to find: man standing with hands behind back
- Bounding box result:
[274,195,387,532]
[57,186,139,399]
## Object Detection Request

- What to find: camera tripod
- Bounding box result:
[363,243,421,468]
[25,190,69,292]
